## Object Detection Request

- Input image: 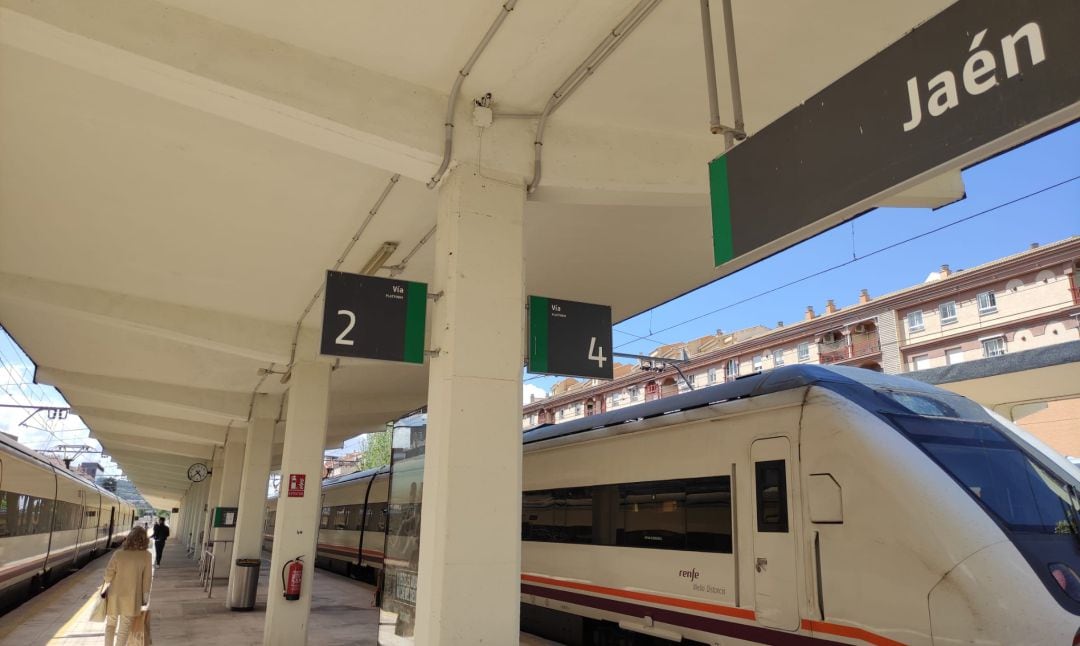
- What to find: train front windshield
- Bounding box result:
[890,414,1078,536]
[870,385,1080,610]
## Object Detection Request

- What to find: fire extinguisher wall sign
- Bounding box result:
[283,556,303,600]
[287,473,306,497]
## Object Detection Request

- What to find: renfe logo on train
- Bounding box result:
[902,22,1046,132]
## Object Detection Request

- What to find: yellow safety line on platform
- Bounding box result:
[52,588,99,639]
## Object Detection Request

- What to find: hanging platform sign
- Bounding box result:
[710,0,1080,267]
[528,296,613,380]
[320,271,427,364]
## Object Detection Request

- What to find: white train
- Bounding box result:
[264,466,390,583]
[0,434,136,612]
[266,366,1080,644]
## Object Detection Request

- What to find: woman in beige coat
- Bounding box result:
[103,525,153,646]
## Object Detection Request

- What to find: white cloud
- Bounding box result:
[522,383,547,404]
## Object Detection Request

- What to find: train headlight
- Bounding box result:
[1048,563,1080,602]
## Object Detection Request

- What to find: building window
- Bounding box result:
[977,291,997,314]
[573,402,583,416]
[752,355,763,372]
[910,354,930,371]
[945,347,964,365]
[797,342,810,362]
[628,386,639,401]
[707,368,718,385]
[773,349,785,366]
[939,301,958,325]
[982,337,1006,358]
[906,311,925,333]
[725,359,739,379]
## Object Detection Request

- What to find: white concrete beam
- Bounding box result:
[0,3,443,182]
[75,406,233,445]
[0,2,719,196]
[0,273,315,364]
[118,468,192,487]
[36,366,251,422]
[95,429,215,459]
[105,447,206,470]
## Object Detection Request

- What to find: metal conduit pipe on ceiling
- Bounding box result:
[427,0,520,189]
[527,0,662,194]
[280,173,402,384]
[720,0,746,149]
[699,0,746,144]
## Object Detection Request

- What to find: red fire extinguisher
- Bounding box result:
[282,556,303,601]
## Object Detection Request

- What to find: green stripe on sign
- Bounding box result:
[403,281,427,364]
[528,296,549,374]
[709,154,734,266]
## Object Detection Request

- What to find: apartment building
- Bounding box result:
[524,236,1080,429]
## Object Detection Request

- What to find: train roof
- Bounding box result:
[521,364,943,446]
[0,432,124,500]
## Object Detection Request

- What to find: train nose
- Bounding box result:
[928,542,1076,645]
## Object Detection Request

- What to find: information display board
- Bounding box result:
[212,507,237,528]
[320,270,427,364]
[528,296,613,380]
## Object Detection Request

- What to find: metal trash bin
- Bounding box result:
[228,558,261,611]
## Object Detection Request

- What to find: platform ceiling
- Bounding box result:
[0,0,954,506]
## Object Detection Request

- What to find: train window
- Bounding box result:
[523,476,732,553]
[319,506,331,529]
[755,460,789,533]
[0,491,56,536]
[522,487,593,544]
[364,503,387,533]
[617,477,732,552]
[891,415,1078,534]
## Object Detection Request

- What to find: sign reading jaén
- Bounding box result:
[710,0,1080,267]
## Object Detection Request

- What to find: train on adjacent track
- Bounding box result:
[264,365,1080,645]
[0,434,136,613]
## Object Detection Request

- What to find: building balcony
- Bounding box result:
[818,332,881,365]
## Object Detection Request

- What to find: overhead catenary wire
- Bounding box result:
[527,0,662,194]
[428,0,520,189]
[612,173,1080,348]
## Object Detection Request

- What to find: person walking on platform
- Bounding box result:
[151,516,170,566]
[103,526,153,646]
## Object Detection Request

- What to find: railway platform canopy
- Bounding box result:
[2,1,1078,644]
[909,340,1080,422]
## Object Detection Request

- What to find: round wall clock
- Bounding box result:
[187,462,209,482]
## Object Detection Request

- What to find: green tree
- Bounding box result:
[358,427,392,471]
[101,477,117,493]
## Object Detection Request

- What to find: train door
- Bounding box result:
[107,506,116,547]
[750,437,799,631]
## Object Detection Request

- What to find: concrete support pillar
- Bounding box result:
[227,394,276,607]
[211,429,246,577]
[263,360,331,646]
[192,478,209,550]
[414,165,525,644]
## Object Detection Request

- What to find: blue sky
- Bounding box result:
[523,121,1080,395]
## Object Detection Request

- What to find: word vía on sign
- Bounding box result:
[527,296,613,380]
[903,22,1046,132]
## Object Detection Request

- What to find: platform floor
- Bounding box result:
[0,544,556,645]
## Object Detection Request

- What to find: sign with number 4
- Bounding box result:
[528,296,613,380]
